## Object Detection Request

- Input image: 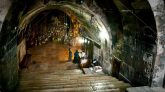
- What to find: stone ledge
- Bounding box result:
[127,86,165,92]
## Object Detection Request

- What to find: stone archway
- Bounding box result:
[0,1,112,91]
[18,1,112,74]
[19,1,112,45]
[1,0,164,91]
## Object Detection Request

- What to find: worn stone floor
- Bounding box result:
[28,41,81,64]
[17,41,130,92]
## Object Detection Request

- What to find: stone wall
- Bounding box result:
[113,0,165,87]
[118,10,156,86]
[0,36,19,92]
[104,0,158,86]
[0,0,19,91]
[93,45,101,61]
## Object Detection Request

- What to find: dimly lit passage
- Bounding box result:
[0,0,165,92]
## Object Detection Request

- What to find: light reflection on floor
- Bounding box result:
[26,41,81,71]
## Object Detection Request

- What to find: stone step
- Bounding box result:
[21,69,104,74]
[20,73,113,78]
[19,88,121,92]
[20,76,118,81]
[20,75,115,81]
[20,83,125,90]
[20,75,110,80]
[127,86,165,92]
[18,82,128,91]
[21,69,82,74]
[18,86,93,92]
[95,88,120,92]
[92,83,130,90]
[17,42,131,92]
[20,74,116,79]
[19,80,123,87]
[19,79,119,86]
[18,63,131,92]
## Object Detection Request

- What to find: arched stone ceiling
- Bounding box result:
[18,1,109,44]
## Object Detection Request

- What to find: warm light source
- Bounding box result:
[84,39,87,43]
[98,25,109,40]
[77,37,84,44]
[99,30,109,40]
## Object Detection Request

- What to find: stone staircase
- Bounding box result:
[16,62,131,92]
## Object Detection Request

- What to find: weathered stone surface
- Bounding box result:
[0,0,11,32]
[111,0,157,86]
[148,0,165,87]
[17,42,131,92]
[0,43,19,92]
[0,0,19,88]
[127,86,165,92]
[0,0,165,90]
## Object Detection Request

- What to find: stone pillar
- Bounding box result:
[148,0,165,87]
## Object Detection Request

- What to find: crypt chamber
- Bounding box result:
[0,0,165,92]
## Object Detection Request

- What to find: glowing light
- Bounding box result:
[98,25,109,40]
[99,30,109,40]
[78,37,84,44]
[84,39,87,43]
